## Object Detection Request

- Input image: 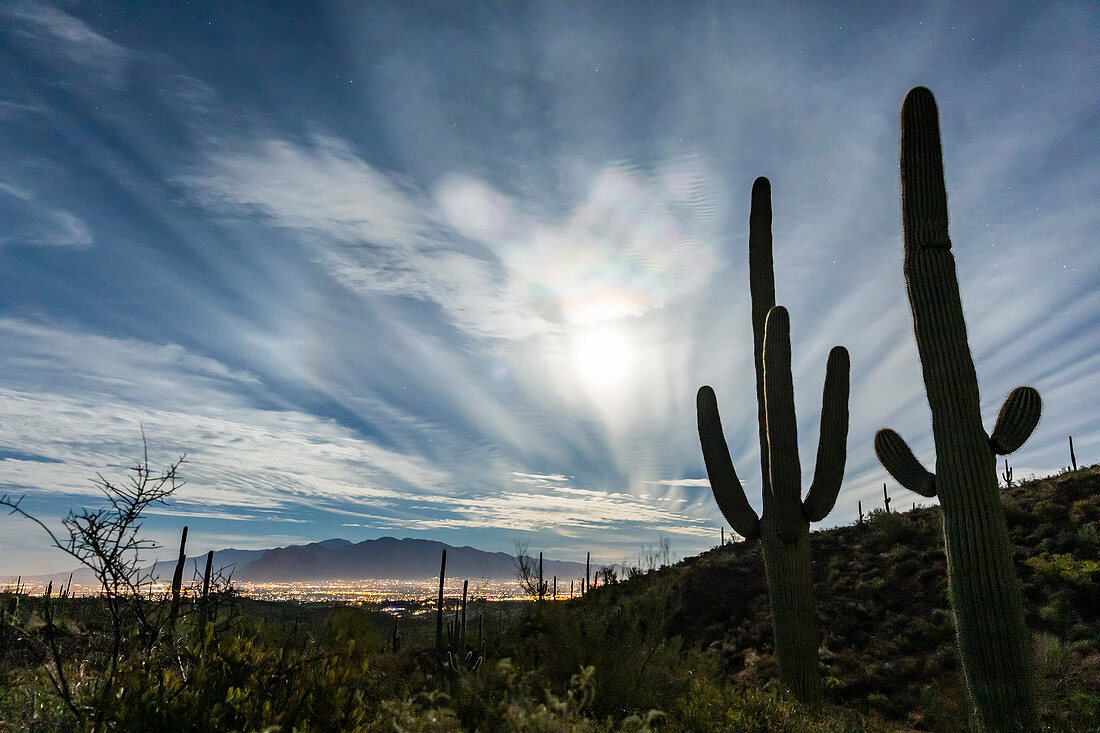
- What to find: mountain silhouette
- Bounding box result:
[234,536,587,582]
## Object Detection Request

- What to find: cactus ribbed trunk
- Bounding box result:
[911,251,1035,724]
[749,179,776,503]
[761,530,818,701]
[884,87,1038,732]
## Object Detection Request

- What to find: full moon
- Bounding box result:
[572,326,634,387]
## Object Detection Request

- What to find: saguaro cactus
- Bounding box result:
[198,549,214,630]
[874,87,1040,732]
[461,580,468,646]
[168,525,188,629]
[697,177,850,703]
[435,548,447,649]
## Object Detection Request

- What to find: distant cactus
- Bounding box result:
[461,580,468,646]
[857,500,865,526]
[198,549,214,630]
[435,548,447,649]
[586,552,591,595]
[538,552,545,601]
[1069,435,1077,471]
[1002,459,1014,487]
[697,177,850,703]
[873,87,1040,732]
[168,526,188,629]
[201,550,213,601]
[882,483,891,513]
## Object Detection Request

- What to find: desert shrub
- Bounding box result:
[1025,553,1100,584]
[671,672,887,732]
[497,593,691,721]
[868,508,917,544]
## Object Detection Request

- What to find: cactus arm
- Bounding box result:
[874,429,937,497]
[802,345,850,522]
[761,306,804,543]
[696,386,761,540]
[989,386,1041,455]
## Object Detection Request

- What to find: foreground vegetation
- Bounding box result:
[2,466,1097,731]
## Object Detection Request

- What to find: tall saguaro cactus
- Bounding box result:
[697,177,850,703]
[874,87,1040,732]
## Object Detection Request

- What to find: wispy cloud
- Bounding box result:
[0,183,91,248]
[1,1,131,87]
[183,132,725,341]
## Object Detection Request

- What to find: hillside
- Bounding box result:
[558,465,1100,729]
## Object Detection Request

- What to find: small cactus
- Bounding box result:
[882,483,892,513]
[435,548,447,649]
[1069,435,1077,471]
[697,177,850,702]
[168,526,188,629]
[198,549,214,630]
[461,580,468,646]
[539,553,546,601]
[1002,459,1014,487]
[586,552,591,595]
[873,87,1039,731]
[201,550,213,601]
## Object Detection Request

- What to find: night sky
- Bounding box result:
[1,2,1097,575]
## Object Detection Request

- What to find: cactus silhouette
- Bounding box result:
[435,548,446,650]
[168,525,188,629]
[874,87,1040,732]
[697,177,850,703]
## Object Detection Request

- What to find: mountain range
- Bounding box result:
[5,537,590,586]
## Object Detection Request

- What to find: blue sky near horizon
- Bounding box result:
[1,2,1097,575]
